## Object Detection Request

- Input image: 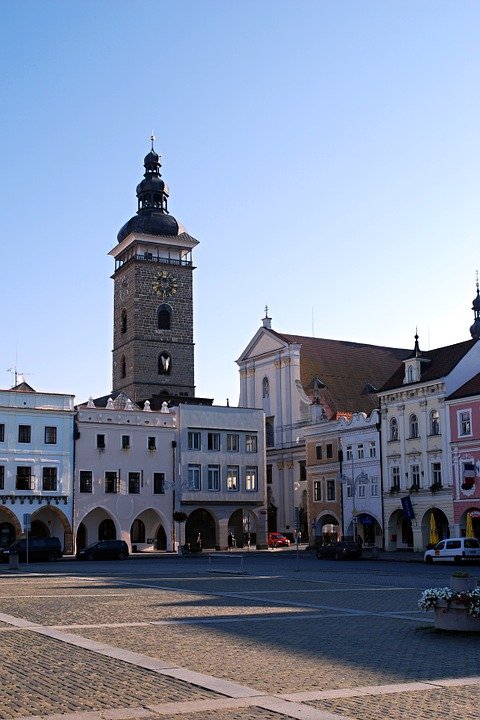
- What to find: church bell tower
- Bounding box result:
[109,138,198,403]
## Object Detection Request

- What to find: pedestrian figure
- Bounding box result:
[196,533,202,551]
[228,532,233,551]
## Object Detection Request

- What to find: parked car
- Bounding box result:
[268,532,291,548]
[76,540,129,561]
[424,537,480,564]
[316,541,362,560]
[0,537,62,563]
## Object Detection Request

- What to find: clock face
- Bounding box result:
[152,271,177,298]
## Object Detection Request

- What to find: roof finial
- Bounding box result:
[262,305,272,330]
[150,131,155,150]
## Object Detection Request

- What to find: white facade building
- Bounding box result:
[175,404,267,550]
[379,335,480,551]
[75,393,176,552]
[0,382,75,552]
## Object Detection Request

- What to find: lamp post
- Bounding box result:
[340,470,369,541]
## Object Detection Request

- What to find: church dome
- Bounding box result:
[117,139,181,243]
[117,212,179,242]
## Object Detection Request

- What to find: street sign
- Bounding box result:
[23,513,31,532]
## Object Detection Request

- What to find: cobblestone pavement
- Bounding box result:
[0,556,478,719]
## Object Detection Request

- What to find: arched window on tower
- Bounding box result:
[121,309,127,334]
[390,417,399,441]
[157,304,172,330]
[158,352,171,375]
[121,355,126,379]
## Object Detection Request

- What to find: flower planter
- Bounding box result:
[434,600,480,632]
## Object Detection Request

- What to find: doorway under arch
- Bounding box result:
[155,525,167,550]
[98,518,116,541]
[130,519,145,545]
[76,523,87,551]
[313,513,340,544]
[0,522,15,548]
[423,507,449,548]
[31,520,49,538]
[185,509,216,549]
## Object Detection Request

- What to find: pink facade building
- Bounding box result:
[448,372,480,539]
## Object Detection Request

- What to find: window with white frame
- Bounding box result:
[326,479,335,501]
[128,472,141,494]
[153,472,165,494]
[16,466,32,490]
[18,425,31,443]
[431,463,442,487]
[458,410,472,437]
[358,482,366,498]
[105,471,118,494]
[313,480,322,501]
[207,432,220,451]
[245,466,258,491]
[207,465,220,491]
[346,445,353,460]
[44,426,57,444]
[245,434,258,453]
[370,477,379,496]
[227,433,239,452]
[227,466,239,491]
[411,464,420,489]
[357,443,364,459]
[187,464,201,490]
[79,471,92,493]
[391,466,400,489]
[409,414,419,439]
[430,409,440,436]
[389,417,399,441]
[42,467,57,492]
[346,484,353,498]
[188,431,201,450]
[369,441,376,458]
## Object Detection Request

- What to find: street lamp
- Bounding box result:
[340,470,369,541]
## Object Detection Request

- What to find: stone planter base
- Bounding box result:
[434,601,480,632]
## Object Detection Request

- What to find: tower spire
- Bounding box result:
[470,271,480,340]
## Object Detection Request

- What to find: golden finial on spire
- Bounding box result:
[150,131,155,150]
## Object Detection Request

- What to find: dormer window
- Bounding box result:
[407,365,414,382]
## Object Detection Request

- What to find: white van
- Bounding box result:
[424,537,480,564]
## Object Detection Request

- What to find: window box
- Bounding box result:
[429,482,442,493]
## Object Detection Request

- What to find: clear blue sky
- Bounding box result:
[1,1,479,405]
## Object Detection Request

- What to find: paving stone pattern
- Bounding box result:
[307,684,480,720]
[0,565,478,719]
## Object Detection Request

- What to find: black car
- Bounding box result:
[0,537,62,562]
[316,541,362,560]
[76,540,129,561]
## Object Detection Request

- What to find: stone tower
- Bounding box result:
[109,139,198,403]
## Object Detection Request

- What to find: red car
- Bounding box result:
[268,532,291,548]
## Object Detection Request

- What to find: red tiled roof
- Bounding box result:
[275,332,410,417]
[380,339,477,391]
